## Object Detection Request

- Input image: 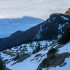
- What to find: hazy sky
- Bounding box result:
[0,0,70,20]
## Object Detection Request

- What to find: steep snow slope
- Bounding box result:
[7,49,50,70]
[0,16,44,38]
[0,40,54,70]
[1,40,70,70]
[58,42,70,54]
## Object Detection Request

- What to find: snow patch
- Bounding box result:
[58,42,70,54]
[61,16,69,20]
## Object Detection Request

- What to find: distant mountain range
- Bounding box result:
[0,16,44,38]
[0,9,70,50]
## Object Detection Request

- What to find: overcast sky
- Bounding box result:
[0,0,70,20]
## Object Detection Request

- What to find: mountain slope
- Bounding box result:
[0,40,53,70]
[1,40,70,70]
[0,16,44,38]
[0,10,70,50]
[42,42,70,70]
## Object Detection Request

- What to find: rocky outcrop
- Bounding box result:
[65,8,70,15]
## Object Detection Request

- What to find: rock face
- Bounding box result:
[0,10,70,50]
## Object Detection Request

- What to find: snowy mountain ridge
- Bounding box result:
[0,9,70,70]
[0,13,70,51]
